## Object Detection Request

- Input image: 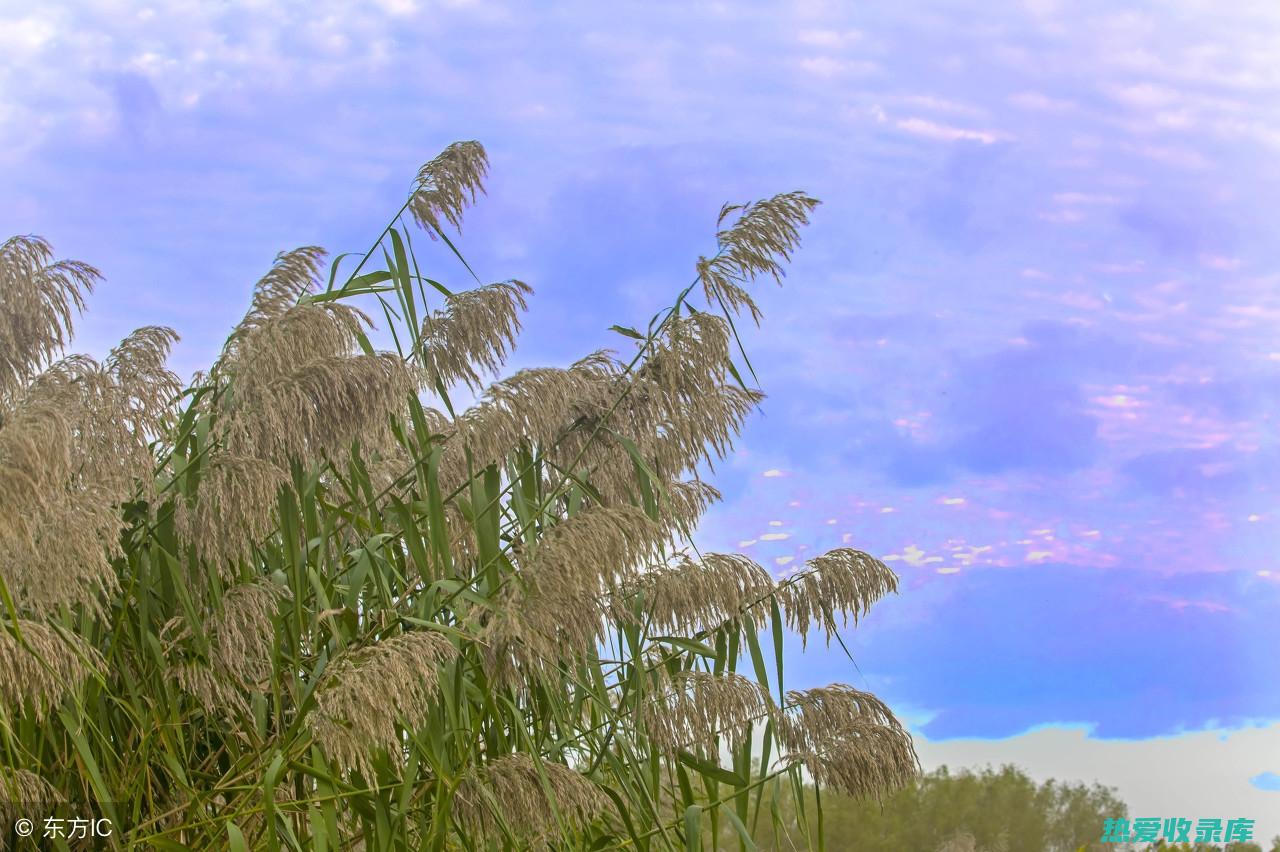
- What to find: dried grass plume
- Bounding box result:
[308,631,457,778]
[779,547,899,648]
[409,141,489,235]
[0,621,103,720]
[453,753,608,842]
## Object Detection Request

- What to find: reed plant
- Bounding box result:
[0,142,918,850]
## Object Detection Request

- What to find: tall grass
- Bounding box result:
[0,142,917,850]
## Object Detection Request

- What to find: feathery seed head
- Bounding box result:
[0,324,178,614]
[618,552,773,636]
[778,684,901,750]
[210,580,289,689]
[409,141,489,235]
[654,479,722,541]
[453,753,608,843]
[696,192,820,325]
[418,280,531,390]
[171,660,251,719]
[0,769,64,829]
[648,383,763,479]
[308,631,457,778]
[554,327,756,509]
[177,455,288,573]
[481,505,666,678]
[0,621,102,720]
[223,353,414,464]
[779,547,899,648]
[211,249,411,466]
[446,350,620,485]
[778,683,919,802]
[785,730,919,803]
[0,399,71,547]
[641,670,776,755]
[1,489,122,617]
[525,504,666,587]
[619,315,763,478]
[187,246,418,576]
[636,313,733,400]
[221,302,369,386]
[225,247,328,342]
[104,325,182,436]
[0,236,99,402]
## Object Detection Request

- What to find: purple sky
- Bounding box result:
[3,0,1278,834]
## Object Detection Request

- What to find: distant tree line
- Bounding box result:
[716,763,1279,852]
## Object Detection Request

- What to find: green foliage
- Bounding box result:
[732,764,1127,852]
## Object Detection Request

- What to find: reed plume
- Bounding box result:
[778,684,919,801]
[482,505,665,674]
[696,192,821,324]
[0,395,69,532]
[548,314,762,511]
[641,670,776,755]
[1,489,122,617]
[0,236,179,616]
[779,547,900,648]
[0,769,64,830]
[624,314,763,480]
[209,580,289,690]
[171,660,251,719]
[616,552,773,635]
[408,141,489,235]
[0,235,98,403]
[176,454,287,571]
[418,279,531,390]
[445,350,620,489]
[185,247,415,572]
[212,247,407,463]
[308,631,457,778]
[524,503,666,589]
[0,620,102,720]
[453,753,608,842]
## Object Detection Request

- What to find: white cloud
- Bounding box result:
[795,28,864,48]
[0,0,471,157]
[894,116,1005,144]
[1038,209,1085,224]
[1135,143,1212,170]
[1108,82,1182,110]
[796,55,878,77]
[1007,90,1075,111]
[1052,192,1121,205]
[894,94,986,117]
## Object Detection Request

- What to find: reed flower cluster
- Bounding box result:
[0,142,918,849]
[453,752,610,842]
[308,631,457,778]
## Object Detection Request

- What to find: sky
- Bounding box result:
[3,0,1279,840]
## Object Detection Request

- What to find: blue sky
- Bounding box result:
[3,0,1279,836]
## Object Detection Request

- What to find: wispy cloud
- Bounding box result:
[894,116,1006,144]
